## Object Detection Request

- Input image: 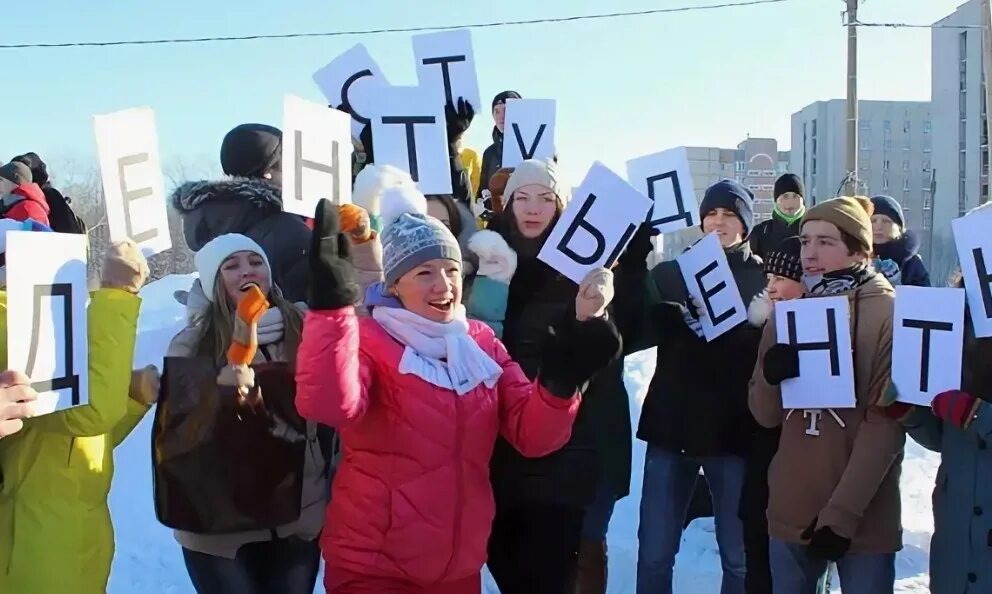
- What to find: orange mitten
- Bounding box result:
[227,285,270,366]
[338,203,374,244]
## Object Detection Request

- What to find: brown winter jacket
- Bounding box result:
[749,273,905,554]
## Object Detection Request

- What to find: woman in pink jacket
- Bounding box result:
[295,188,620,594]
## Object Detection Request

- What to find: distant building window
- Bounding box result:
[903,177,910,192]
[883,159,890,171]
[923,159,931,172]
[902,160,910,171]
[884,120,891,131]
[923,215,930,230]
[736,162,746,172]
[903,120,911,134]
[883,176,889,191]
[923,192,932,209]
[747,170,762,177]
[762,170,777,176]
[924,120,932,134]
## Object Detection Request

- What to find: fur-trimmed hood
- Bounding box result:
[170,177,283,214]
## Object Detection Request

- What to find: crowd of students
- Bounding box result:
[0,89,988,594]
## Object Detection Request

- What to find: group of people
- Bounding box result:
[0,88,986,594]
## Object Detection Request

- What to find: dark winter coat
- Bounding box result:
[478,127,503,199]
[171,179,311,302]
[874,230,931,287]
[748,212,802,262]
[902,312,992,593]
[490,254,631,506]
[632,241,766,457]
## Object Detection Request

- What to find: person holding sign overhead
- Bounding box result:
[171,123,313,303]
[0,236,153,594]
[162,233,332,594]
[478,90,522,199]
[296,181,619,593]
[465,159,629,594]
[749,196,904,594]
[621,179,764,594]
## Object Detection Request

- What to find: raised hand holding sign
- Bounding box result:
[313,44,390,140]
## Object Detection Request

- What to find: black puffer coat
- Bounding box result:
[478,127,503,199]
[171,178,311,302]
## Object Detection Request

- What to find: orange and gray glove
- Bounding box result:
[227,284,270,366]
[338,203,374,244]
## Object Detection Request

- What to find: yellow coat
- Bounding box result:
[0,288,144,594]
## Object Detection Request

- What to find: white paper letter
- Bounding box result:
[502,99,556,168]
[94,107,172,257]
[626,147,699,232]
[891,286,965,405]
[775,297,856,409]
[6,232,89,415]
[412,29,481,113]
[677,233,747,341]
[282,95,354,216]
[312,44,390,139]
[538,162,652,284]
[369,86,451,195]
[953,206,992,337]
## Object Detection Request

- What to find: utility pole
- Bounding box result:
[983,0,992,198]
[844,0,859,196]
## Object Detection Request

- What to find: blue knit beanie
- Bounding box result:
[698,179,755,239]
[870,194,905,229]
[380,186,462,285]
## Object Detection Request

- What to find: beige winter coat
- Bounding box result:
[166,308,328,559]
[749,274,905,554]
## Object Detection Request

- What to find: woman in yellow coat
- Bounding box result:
[0,238,153,594]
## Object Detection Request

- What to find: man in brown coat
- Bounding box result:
[749,196,904,594]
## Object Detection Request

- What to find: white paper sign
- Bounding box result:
[538,162,652,284]
[281,95,354,216]
[891,286,965,406]
[412,29,481,113]
[775,296,856,409]
[953,206,992,337]
[502,99,556,168]
[677,233,747,341]
[93,107,171,257]
[313,44,390,140]
[626,147,699,233]
[6,232,89,415]
[369,86,451,195]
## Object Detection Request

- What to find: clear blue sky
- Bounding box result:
[0,0,968,186]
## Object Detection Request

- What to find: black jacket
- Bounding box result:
[748,213,802,261]
[490,254,630,507]
[478,127,503,199]
[874,230,931,287]
[171,178,311,302]
[635,241,767,457]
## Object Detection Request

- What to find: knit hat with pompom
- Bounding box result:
[380,184,462,285]
[801,195,875,253]
[352,164,418,234]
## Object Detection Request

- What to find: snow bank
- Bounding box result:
[109,276,939,593]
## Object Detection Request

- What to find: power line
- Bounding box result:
[852,20,983,30]
[0,0,788,50]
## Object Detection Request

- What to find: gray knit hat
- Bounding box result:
[381,185,462,285]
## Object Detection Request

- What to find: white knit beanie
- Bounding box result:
[502,158,568,206]
[194,234,271,301]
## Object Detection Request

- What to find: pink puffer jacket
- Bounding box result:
[295,307,579,585]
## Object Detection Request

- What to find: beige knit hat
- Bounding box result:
[801,195,874,253]
[503,158,569,206]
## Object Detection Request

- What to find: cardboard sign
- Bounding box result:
[369,86,451,195]
[6,232,89,415]
[538,162,652,284]
[412,29,481,113]
[312,44,390,139]
[281,95,353,216]
[93,107,172,257]
[626,147,699,232]
[775,296,856,409]
[677,233,747,341]
[953,206,992,337]
[502,99,556,168]
[891,286,965,406]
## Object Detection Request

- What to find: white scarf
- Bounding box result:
[257,308,285,346]
[372,305,503,395]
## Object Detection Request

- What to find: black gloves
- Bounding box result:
[445,98,475,149]
[763,343,800,386]
[653,301,693,336]
[618,223,657,272]
[308,199,362,311]
[802,519,851,562]
[538,317,622,398]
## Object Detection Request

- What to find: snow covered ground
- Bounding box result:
[107,275,940,593]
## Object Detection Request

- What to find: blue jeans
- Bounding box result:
[182,537,320,594]
[582,484,618,540]
[769,538,895,594]
[636,446,746,594]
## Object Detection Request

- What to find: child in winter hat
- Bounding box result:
[220,123,282,180]
[698,179,755,239]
